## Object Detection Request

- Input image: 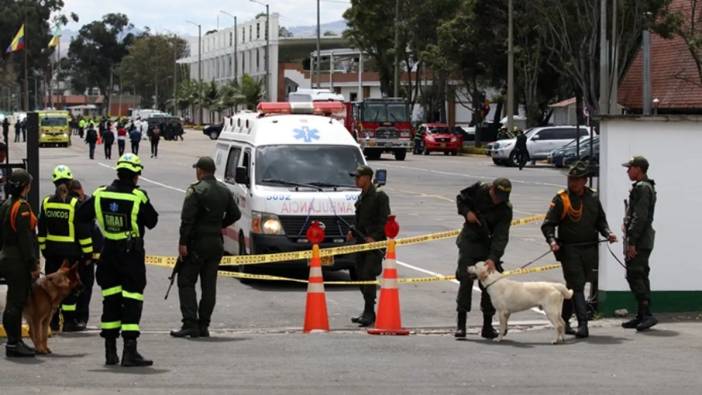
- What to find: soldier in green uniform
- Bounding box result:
[171,157,241,338]
[541,160,617,338]
[454,178,513,339]
[0,170,39,357]
[346,165,390,327]
[621,156,657,331]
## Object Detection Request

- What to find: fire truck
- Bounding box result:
[346,98,413,161]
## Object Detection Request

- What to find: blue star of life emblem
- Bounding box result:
[109,202,119,213]
[293,126,320,143]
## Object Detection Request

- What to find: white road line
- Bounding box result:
[97,162,186,193]
[383,163,563,188]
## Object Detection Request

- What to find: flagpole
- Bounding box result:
[23,16,29,111]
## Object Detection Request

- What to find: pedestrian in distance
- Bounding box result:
[621,156,658,331]
[77,153,159,367]
[103,123,115,160]
[346,165,390,327]
[117,122,127,156]
[85,123,98,159]
[514,129,529,170]
[0,142,7,201]
[37,165,94,332]
[541,160,617,338]
[20,118,26,142]
[453,178,513,339]
[129,123,142,155]
[2,117,9,143]
[149,124,161,158]
[170,157,241,338]
[14,119,21,142]
[0,169,40,357]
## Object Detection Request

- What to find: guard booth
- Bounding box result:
[598,115,702,314]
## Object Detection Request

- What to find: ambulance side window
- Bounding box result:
[242,149,252,187]
[224,146,242,184]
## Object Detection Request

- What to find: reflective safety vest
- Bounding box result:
[93,187,148,240]
[38,196,93,255]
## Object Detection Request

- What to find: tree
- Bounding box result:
[218,80,245,115]
[279,26,293,37]
[657,0,702,85]
[239,74,263,110]
[118,33,188,110]
[66,13,136,113]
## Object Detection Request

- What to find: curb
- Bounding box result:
[462,146,489,155]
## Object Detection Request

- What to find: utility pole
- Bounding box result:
[220,11,238,83]
[598,0,609,115]
[642,12,652,115]
[506,0,514,131]
[109,65,114,116]
[610,0,619,113]
[250,0,270,100]
[316,0,321,89]
[393,0,400,97]
[173,41,178,116]
[187,21,203,123]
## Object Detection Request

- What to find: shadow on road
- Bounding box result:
[188,336,251,343]
[635,329,679,337]
[88,367,170,375]
[43,352,90,359]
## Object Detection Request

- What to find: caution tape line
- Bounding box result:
[146,260,560,286]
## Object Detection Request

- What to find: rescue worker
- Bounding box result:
[78,153,158,367]
[621,156,658,331]
[37,165,94,332]
[170,157,241,338]
[346,165,390,327]
[0,169,39,357]
[454,178,513,339]
[541,160,617,338]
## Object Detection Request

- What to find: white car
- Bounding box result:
[490,126,591,166]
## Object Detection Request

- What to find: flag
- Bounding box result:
[48,26,61,48]
[5,24,25,53]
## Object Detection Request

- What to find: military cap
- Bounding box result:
[493,177,512,201]
[349,165,374,177]
[622,155,649,172]
[193,156,216,173]
[568,160,593,178]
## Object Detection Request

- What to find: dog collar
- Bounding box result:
[483,276,503,290]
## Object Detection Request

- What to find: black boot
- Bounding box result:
[480,313,498,339]
[454,312,467,338]
[562,300,576,335]
[636,300,658,331]
[357,301,375,327]
[198,320,210,338]
[121,339,153,367]
[573,292,589,338]
[622,300,643,329]
[5,340,35,358]
[105,337,119,365]
[170,320,200,338]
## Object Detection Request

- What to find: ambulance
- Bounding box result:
[38,110,71,147]
[213,101,385,272]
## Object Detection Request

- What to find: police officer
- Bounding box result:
[514,129,529,170]
[454,178,513,339]
[38,165,94,332]
[171,157,241,338]
[0,169,39,357]
[78,153,158,367]
[621,156,657,331]
[347,165,390,327]
[541,160,617,338]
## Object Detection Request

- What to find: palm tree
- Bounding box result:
[218,80,245,115]
[239,74,264,110]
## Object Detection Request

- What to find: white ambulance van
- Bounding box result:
[213,101,380,271]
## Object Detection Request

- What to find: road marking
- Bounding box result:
[97,162,186,193]
[383,163,563,188]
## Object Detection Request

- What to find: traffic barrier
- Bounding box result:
[303,222,330,333]
[368,216,409,336]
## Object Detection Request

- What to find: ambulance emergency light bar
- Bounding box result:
[257,102,346,118]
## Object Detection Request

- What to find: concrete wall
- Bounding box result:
[599,115,702,313]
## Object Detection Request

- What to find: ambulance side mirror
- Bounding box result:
[374,169,387,187]
[235,167,250,185]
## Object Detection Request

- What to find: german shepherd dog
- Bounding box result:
[23,261,82,354]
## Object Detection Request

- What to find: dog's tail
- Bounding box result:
[555,284,574,300]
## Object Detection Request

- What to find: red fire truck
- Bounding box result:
[345,98,413,161]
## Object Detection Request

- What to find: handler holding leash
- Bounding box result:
[170,157,240,338]
[541,160,617,338]
[454,178,513,339]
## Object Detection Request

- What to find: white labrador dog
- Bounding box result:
[467,262,573,344]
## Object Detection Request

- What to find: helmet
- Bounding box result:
[8,169,32,188]
[52,165,73,183]
[116,153,143,174]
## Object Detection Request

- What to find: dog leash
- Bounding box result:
[518,239,610,270]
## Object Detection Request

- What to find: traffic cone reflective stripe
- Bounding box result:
[368,238,409,336]
[303,244,330,333]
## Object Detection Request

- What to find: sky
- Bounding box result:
[61,0,351,34]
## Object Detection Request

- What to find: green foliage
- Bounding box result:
[239,74,263,110]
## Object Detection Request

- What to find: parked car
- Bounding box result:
[413,123,463,156]
[203,123,224,140]
[489,125,591,166]
[548,136,591,168]
[454,125,476,141]
[562,135,599,167]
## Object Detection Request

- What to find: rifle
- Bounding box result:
[164,256,184,300]
[623,199,630,256]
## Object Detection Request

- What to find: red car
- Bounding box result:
[413,123,463,156]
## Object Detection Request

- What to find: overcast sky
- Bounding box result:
[62,0,350,34]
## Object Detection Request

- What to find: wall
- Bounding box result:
[599,115,702,314]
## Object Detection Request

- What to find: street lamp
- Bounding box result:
[186,20,203,123]
[220,10,238,84]
[250,0,270,101]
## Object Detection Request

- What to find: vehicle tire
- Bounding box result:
[237,234,252,284]
[508,151,519,167]
[423,147,429,155]
[492,158,502,165]
[394,150,406,161]
[209,131,219,140]
[444,151,449,156]
[366,150,381,160]
[451,150,458,156]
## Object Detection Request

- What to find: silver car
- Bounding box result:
[490,126,591,166]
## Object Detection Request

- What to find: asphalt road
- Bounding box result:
[1,131,699,394]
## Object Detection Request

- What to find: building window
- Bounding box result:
[241,52,245,73]
[257,23,260,40]
[350,92,358,101]
[249,26,252,42]
[229,32,232,47]
[334,87,341,94]
[256,48,260,71]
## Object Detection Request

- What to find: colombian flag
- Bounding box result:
[5,24,25,53]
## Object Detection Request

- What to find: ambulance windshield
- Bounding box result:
[256,145,364,188]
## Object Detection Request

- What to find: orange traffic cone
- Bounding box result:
[368,216,409,336]
[303,222,330,333]
[97,132,103,145]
